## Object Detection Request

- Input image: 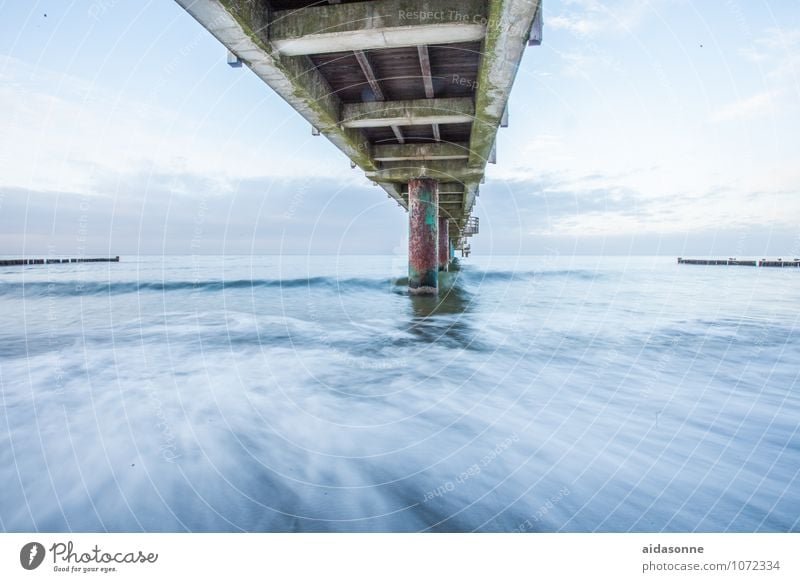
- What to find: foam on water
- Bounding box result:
[0,255,798,531]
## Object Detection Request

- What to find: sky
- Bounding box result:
[0,0,798,256]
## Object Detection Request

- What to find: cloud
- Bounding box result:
[554,48,625,77]
[476,166,800,241]
[710,90,782,123]
[712,26,800,123]
[547,14,603,37]
[547,0,674,37]
[0,175,405,255]
[0,55,352,197]
[739,27,800,83]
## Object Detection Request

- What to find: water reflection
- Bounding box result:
[406,270,477,346]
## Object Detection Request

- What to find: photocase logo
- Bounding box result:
[20,542,46,570]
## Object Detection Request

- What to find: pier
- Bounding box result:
[175,0,543,294]
[678,258,800,268]
[0,257,120,267]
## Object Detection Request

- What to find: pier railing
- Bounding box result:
[462,216,479,236]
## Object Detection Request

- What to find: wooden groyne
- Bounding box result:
[0,256,120,266]
[678,257,800,268]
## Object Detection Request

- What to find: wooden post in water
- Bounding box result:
[438,216,449,272]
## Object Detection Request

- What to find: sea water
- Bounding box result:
[1,255,798,532]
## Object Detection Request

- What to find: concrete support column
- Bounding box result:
[408,178,439,294]
[438,217,449,271]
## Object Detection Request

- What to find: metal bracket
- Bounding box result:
[528,1,543,46]
[227,50,243,68]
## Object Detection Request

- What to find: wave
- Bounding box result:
[457,268,602,284]
[0,277,404,297]
[0,269,603,298]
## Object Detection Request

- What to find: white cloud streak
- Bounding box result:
[0,55,348,197]
[710,90,781,123]
[547,0,675,37]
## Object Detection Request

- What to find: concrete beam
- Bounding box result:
[270,0,487,56]
[467,0,538,164]
[373,142,470,162]
[465,0,539,211]
[400,181,463,193]
[341,97,474,128]
[366,160,483,183]
[461,180,480,218]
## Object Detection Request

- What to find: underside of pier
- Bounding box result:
[176,0,542,292]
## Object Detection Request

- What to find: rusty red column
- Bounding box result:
[438,216,449,271]
[408,178,439,294]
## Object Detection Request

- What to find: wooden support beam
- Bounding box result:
[341,97,474,128]
[373,142,469,162]
[269,0,487,56]
[353,49,405,143]
[391,126,406,144]
[416,44,442,143]
[439,207,462,219]
[417,45,435,99]
[353,49,384,101]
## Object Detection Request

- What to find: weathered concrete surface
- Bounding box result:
[270,0,487,56]
[408,178,439,294]
[438,192,464,203]
[367,160,484,183]
[464,0,540,213]
[341,97,475,128]
[372,142,470,162]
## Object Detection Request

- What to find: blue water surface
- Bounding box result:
[0,255,798,532]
